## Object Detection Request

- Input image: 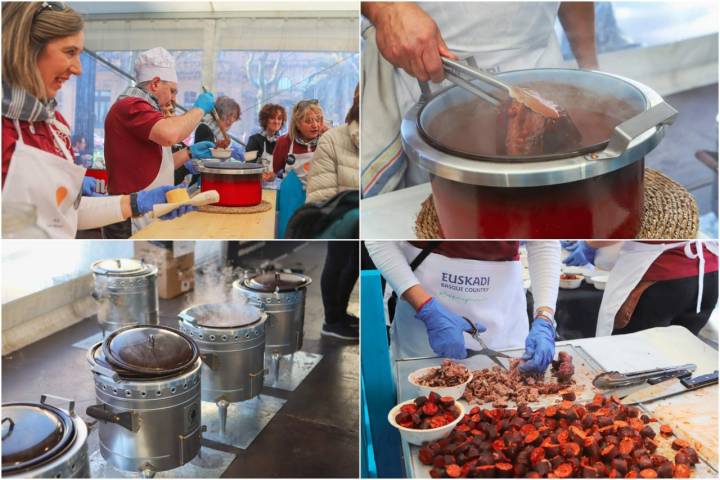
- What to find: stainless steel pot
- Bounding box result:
[403,68,678,238]
[232,270,312,380]
[178,303,267,434]
[2,395,89,478]
[232,270,311,357]
[86,326,202,477]
[91,259,159,336]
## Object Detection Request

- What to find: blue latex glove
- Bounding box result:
[414,298,486,359]
[561,241,580,251]
[136,185,196,219]
[159,204,196,220]
[189,140,215,160]
[563,241,596,266]
[193,91,215,114]
[81,177,105,197]
[519,318,556,374]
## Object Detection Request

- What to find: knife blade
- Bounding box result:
[621,370,718,405]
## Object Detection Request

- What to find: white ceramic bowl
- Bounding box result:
[559,274,583,289]
[244,150,258,161]
[591,275,608,290]
[388,398,465,446]
[408,366,472,400]
[210,147,232,159]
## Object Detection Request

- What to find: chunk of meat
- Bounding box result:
[416,359,471,387]
[497,88,582,156]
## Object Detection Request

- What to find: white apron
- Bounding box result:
[596,241,719,336]
[131,145,175,233]
[393,2,564,185]
[284,141,315,187]
[2,119,85,238]
[391,243,529,361]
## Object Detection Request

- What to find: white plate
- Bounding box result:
[590,275,609,290]
[210,147,232,159]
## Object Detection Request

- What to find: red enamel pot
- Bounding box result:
[198,161,265,207]
[402,69,678,238]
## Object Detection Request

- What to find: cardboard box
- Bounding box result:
[135,241,194,271]
[158,264,195,300]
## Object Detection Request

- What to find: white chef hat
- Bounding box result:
[134,47,178,84]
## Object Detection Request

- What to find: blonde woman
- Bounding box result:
[306,86,359,204]
[272,99,328,185]
[1,2,191,238]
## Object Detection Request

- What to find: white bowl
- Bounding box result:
[559,274,583,289]
[388,398,465,446]
[244,150,258,161]
[408,366,472,400]
[591,275,608,290]
[210,147,232,159]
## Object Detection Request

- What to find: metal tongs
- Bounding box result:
[441,57,510,107]
[441,57,564,121]
[201,85,231,149]
[592,364,697,390]
[463,317,511,369]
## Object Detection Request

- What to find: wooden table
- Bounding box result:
[131,190,276,239]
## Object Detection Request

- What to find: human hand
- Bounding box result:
[193,91,215,114]
[81,177,106,197]
[563,241,596,266]
[519,318,556,375]
[190,140,215,160]
[159,204,196,220]
[136,185,177,214]
[370,2,457,83]
[414,298,485,359]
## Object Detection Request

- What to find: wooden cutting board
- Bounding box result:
[131,189,276,239]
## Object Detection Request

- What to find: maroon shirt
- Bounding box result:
[2,113,74,186]
[641,242,718,281]
[104,97,164,194]
[272,134,315,174]
[409,241,521,261]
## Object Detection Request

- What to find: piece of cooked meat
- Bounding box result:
[497,88,582,156]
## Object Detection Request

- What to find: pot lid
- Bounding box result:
[243,271,310,292]
[2,403,74,474]
[200,160,264,172]
[102,325,198,376]
[91,258,152,276]
[417,69,647,162]
[181,303,263,328]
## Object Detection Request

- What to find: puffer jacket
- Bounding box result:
[306,121,358,204]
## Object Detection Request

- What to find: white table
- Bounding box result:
[361,184,430,239]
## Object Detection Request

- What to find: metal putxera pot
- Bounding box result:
[178,303,267,404]
[2,395,89,478]
[232,270,312,356]
[86,325,202,476]
[91,258,159,335]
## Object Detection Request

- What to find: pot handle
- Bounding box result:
[86,404,137,432]
[2,417,15,440]
[88,361,121,383]
[598,102,678,159]
[40,393,76,416]
[417,80,433,104]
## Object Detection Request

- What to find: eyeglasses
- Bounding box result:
[34,1,67,20]
[295,99,319,110]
